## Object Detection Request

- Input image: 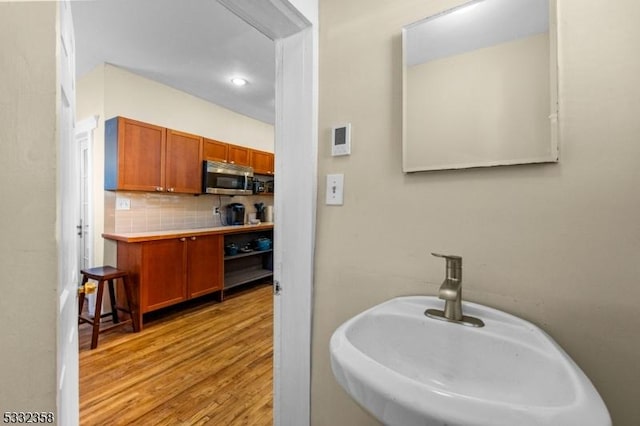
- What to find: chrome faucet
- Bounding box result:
[425,253,484,327]
[433,253,463,320]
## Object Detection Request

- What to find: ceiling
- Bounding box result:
[72,0,276,124]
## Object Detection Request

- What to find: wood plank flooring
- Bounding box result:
[79,283,273,425]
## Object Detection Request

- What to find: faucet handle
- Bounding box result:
[431,253,462,261]
[432,253,462,278]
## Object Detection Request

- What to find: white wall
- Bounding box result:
[76,64,105,268]
[104,64,274,151]
[313,0,640,425]
[0,1,58,414]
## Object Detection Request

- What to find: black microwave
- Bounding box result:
[202,160,254,195]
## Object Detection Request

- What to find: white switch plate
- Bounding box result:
[116,197,131,210]
[326,174,344,205]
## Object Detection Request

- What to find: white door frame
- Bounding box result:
[273,28,318,425]
[216,2,318,424]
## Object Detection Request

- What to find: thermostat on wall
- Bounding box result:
[331,123,351,156]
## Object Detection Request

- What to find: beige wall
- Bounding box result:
[314,0,640,425]
[76,64,275,265]
[0,2,58,413]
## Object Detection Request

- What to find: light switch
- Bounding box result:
[116,197,131,210]
[326,174,344,205]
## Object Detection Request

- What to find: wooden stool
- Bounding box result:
[78,266,139,349]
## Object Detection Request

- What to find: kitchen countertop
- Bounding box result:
[103,222,274,243]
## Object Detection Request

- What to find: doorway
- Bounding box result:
[75,117,97,314]
[75,117,97,272]
[64,1,317,425]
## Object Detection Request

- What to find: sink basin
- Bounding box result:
[330,296,611,426]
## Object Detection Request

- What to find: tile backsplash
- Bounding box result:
[105,191,274,234]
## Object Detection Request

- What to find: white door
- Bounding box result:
[58,1,80,424]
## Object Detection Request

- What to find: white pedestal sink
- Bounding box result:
[330,296,611,426]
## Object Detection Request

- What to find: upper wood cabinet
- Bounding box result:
[105,117,202,194]
[166,129,203,194]
[105,117,166,191]
[227,144,251,166]
[203,139,274,176]
[250,149,275,175]
[202,138,229,163]
[106,116,274,194]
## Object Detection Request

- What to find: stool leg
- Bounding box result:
[121,275,139,332]
[107,279,119,324]
[91,280,106,350]
[78,275,88,321]
[78,292,85,324]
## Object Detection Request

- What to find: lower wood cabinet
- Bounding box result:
[117,235,223,329]
[142,238,187,312]
[187,235,224,298]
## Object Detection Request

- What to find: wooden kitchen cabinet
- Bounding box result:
[105,117,203,194]
[166,129,203,194]
[203,140,275,176]
[187,235,224,298]
[105,117,166,191]
[227,144,251,166]
[140,239,188,312]
[202,138,229,163]
[117,234,224,329]
[250,149,275,175]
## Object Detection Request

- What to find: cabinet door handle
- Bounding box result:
[167,187,174,192]
[191,236,196,241]
[156,186,164,192]
[180,237,186,242]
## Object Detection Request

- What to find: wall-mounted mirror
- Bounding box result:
[402,0,558,172]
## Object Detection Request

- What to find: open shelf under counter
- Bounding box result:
[224,248,273,261]
[224,266,273,290]
[223,230,273,292]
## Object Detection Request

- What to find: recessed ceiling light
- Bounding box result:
[231,77,248,86]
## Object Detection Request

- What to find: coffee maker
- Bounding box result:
[226,203,245,225]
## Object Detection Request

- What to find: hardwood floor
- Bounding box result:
[79,283,273,425]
